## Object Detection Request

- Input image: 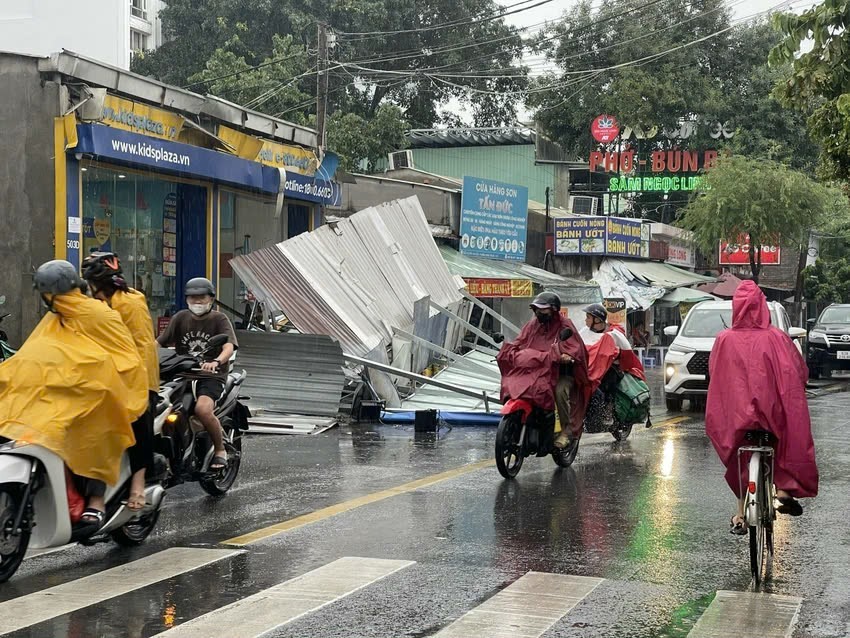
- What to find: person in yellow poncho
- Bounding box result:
[82,252,159,512]
[0,261,148,529]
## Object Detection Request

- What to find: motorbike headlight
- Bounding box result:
[809,330,827,343]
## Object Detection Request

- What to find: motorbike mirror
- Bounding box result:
[492,333,505,344]
[559,327,573,341]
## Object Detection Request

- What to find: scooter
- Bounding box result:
[156,334,250,496]
[495,328,580,479]
[0,430,169,583]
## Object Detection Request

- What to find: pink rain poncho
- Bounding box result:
[705,281,818,498]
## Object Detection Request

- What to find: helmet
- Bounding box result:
[33,260,85,296]
[530,291,561,312]
[583,303,608,323]
[81,252,124,286]
[185,277,216,297]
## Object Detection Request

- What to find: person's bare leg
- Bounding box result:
[195,396,226,468]
[127,468,146,510]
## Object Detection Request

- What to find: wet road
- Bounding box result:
[2,372,849,638]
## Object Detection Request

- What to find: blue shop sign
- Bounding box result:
[74,124,340,205]
[459,176,528,261]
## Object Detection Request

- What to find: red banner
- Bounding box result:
[719,235,781,265]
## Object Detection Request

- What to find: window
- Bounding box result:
[131,0,147,19]
[130,29,148,52]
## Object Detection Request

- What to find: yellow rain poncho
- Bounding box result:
[109,289,160,392]
[0,290,148,484]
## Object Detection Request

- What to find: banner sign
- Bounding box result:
[719,235,781,265]
[591,114,620,143]
[589,148,718,193]
[99,95,184,142]
[464,278,533,298]
[604,297,627,325]
[218,125,318,176]
[667,238,695,268]
[460,176,529,261]
[554,216,642,257]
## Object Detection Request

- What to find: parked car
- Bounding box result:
[662,300,805,411]
[806,304,850,379]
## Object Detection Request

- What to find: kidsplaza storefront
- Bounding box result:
[56,97,339,328]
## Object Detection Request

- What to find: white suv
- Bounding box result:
[662,300,805,411]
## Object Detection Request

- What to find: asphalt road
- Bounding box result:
[1,375,848,638]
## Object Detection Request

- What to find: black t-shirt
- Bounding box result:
[157,310,238,378]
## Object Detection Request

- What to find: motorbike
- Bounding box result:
[495,328,580,479]
[0,313,16,361]
[0,336,248,583]
[582,367,636,442]
[156,334,250,496]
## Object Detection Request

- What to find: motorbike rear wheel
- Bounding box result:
[495,414,524,479]
[0,484,30,583]
[611,423,633,441]
[200,427,242,496]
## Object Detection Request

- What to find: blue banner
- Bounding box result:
[74,124,340,205]
[554,216,643,257]
[459,176,528,261]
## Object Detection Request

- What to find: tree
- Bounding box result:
[131,0,527,129]
[678,156,847,284]
[327,105,408,172]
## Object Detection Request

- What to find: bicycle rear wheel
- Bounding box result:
[748,469,770,585]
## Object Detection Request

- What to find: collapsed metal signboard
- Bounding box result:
[554,216,643,258]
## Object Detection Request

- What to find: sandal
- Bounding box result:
[124,491,147,511]
[210,455,228,471]
[74,508,104,531]
[777,497,803,517]
[730,515,747,535]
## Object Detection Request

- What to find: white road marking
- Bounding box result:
[687,590,803,638]
[151,556,415,637]
[0,547,240,635]
[433,572,604,638]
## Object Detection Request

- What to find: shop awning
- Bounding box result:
[439,246,601,302]
[594,259,717,310]
[656,287,719,307]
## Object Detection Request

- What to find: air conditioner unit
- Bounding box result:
[387,150,414,170]
[569,195,599,216]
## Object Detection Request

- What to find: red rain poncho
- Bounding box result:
[497,314,590,433]
[705,281,818,498]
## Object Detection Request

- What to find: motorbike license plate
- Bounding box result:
[837,351,850,360]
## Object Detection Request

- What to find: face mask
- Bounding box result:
[189,302,212,316]
[535,311,552,324]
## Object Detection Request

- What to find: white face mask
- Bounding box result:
[189,302,212,316]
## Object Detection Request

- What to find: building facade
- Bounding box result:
[0,0,166,70]
[0,50,339,344]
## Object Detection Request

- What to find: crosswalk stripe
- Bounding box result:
[150,556,415,637]
[0,547,240,635]
[687,590,803,638]
[433,572,603,638]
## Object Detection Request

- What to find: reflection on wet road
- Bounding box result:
[2,384,849,638]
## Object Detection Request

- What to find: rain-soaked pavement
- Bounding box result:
[2,370,849,638]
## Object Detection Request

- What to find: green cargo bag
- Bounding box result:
[614,373,651,425]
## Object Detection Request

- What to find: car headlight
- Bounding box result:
[665,364,677,382]
[809,330,827,343]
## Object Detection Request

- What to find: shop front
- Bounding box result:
[59,117,339,327]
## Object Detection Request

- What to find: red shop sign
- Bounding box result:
[719,235,781,265]
[591,114,620,144]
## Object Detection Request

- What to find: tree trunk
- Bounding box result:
[368,85,388,117]
[749,235,761,284]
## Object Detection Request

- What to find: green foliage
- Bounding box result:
[802,258,850,304]
[327,105,408,172]
[679,155,848,281]
[771,1,850,181]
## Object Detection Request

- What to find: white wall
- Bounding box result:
[0,0,131,68]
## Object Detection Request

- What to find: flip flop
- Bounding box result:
[210,455,228,471]
[730,515,747,535]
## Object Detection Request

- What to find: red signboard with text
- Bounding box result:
[464,278,533,298]
[719,235,780,266]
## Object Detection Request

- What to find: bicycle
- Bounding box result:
[737,430,776,586]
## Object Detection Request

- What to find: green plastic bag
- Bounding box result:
[614,373,651,425]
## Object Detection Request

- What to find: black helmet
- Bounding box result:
[530,291,561,312]
[81,252,126,288]
[583,303,608,323]
[33,260,85,296]
[185,277,216,297]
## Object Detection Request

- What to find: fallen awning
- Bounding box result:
[656,287,719,307]
[594,259,717,310]
[440,246,601,303]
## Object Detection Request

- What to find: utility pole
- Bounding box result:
[316,22,329,155]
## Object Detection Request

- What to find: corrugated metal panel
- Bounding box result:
[230,196,464,360]
[407,128,535,148]
[236,331,345,416]
[399,350,501,413]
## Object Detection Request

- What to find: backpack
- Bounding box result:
[614,373,651,425]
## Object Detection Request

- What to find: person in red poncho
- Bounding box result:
[497,292,591,451]
[706,281,818,535]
